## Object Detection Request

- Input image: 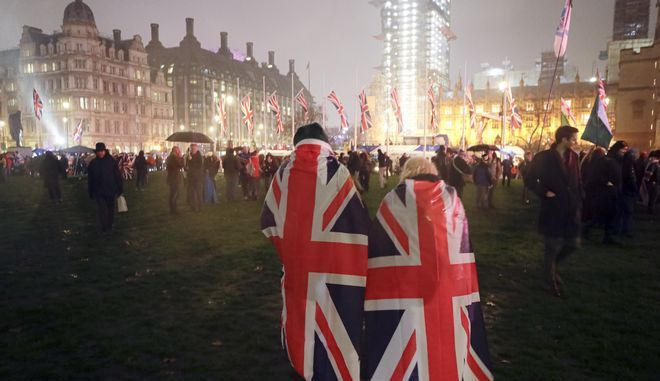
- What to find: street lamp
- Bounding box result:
[62,101,71,147]
[179,124,185,131]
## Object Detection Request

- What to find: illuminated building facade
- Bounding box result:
[380,0,451,138]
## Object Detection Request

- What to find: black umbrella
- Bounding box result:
[166,131,214,144]
[62,145,94,154]
[467,144,500,152]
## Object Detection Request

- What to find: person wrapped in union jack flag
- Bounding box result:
[260,123,370,381]
[364,157,494,381]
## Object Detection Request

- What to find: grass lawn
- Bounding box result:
[0,172,658,380]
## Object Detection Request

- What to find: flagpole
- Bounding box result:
[354,70,359,150]
[461,62,467,150]
[237,77,241,146]
[322,71,327,129]
[263,75,267,149]
[424,66,428,158]
[291,73,295,140]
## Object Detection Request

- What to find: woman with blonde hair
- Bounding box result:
[364,156,493,380]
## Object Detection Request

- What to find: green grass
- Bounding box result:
[0,173,658,380]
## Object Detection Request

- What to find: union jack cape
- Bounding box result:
[359,90,373,133]
[428,85,437,131]
[217,97,228,136]
[241,95,254,135]
[391,88,404,133]
[296,89,310,122]
[261,139,370,380]
[33,88,43,121]
[73,120,83,144]
[268,91,284,134]
[328,91,349,129]
[364,179,493,381]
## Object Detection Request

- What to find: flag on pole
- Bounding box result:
[217,97,228,136]
[597,71,608,111]
[560,97,577,126]
[582,93,612,148]
[295,89,310,122]
[428,85,437,131]
[33,88,43,120]
[554,0,572,58]
[327,91,348,129]
[466,83,476,129]
[390,87,404,133]
[477,118,489,144]
[358,90,373,133]
[505,86,523,129]
[73,120,83,144]
[268,91,284,134]
[241,95,254,135]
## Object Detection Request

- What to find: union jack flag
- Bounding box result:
[391,87,404,133]
[217,96,228,136]
[296,89,310,122]
[261,139,370,380]
[505,86,523,129]
[466,84,477,129]
[33,88,43,121]
[365,180,493,381]
[597,71,607,111]
[328,91,349,129]
[268,91,284,134]
[241,95,254,135]
[428,85,437,131]
[73,120,83,144]
[359,90,373,133]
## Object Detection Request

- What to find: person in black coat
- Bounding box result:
[594,141,628,244]
[524,126,582,297]
[186,144,204,212]
[166,146,184,214]
[447,150,472,198]
[621,149,638,236]
[87,143,123,232]
[40,151,62,203]
[133,150,148,190]
[222,148,240,201]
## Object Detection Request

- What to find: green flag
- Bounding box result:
[581,94,612,148]
[560,113,571,127]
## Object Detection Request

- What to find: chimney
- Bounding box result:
[246,42,254,60]
[268,50,275,67]
[113,29,121,44]
[289,59,295,74]
[185,18,194,37]
[221,32,228,50]
[150,23,160,42]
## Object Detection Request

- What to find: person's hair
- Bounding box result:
[555,125,579,143]
[400,157,438,182]
[293,123,329,145]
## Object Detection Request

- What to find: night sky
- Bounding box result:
[1,0,651,120]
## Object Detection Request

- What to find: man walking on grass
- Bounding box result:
[525,126,582,297]
[88,142,123,232]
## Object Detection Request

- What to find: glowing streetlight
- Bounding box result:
[226,95,235,105]
[179,124,185,131]
[589,77,597,83]
[498,81,508,92]
[62,117,68,123]
[62,101,70,110]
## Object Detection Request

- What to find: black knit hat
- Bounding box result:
[293,123,329,145]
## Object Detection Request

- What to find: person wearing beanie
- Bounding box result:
[87,142,123,232]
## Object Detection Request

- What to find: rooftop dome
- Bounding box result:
[63,0,96,26]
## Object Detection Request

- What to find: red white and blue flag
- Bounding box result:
[359,90,373,133]
[597,71,608,111]
[296,89,310,122]
[391,87,404,133]
[328,91,349,130]
[554,0,572,58]
[33,88,43,121]
[241,95,254,135]
[365,179,493,381]
[217,96,228,136]
[428,85,437,131]
[506,86,523,129]
[73,120,83,144]
[261,139,370,380]
[268,91,284,134]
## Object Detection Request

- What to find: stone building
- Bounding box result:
[146,19,312,148]
[0,0,173,151]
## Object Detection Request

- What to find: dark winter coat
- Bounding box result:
[87,153,123,198]
[40,153,61,189]
[222,153,240,176]
[448,156,472,189]
[133,155,148,175]
[186,152,204,184]
[524,146,581,238]
[166,154,184,186]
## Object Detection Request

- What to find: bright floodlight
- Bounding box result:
[62,101,70,110]
[589,77,597,83]
[498,81,508,92]
[179,124,185,131]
